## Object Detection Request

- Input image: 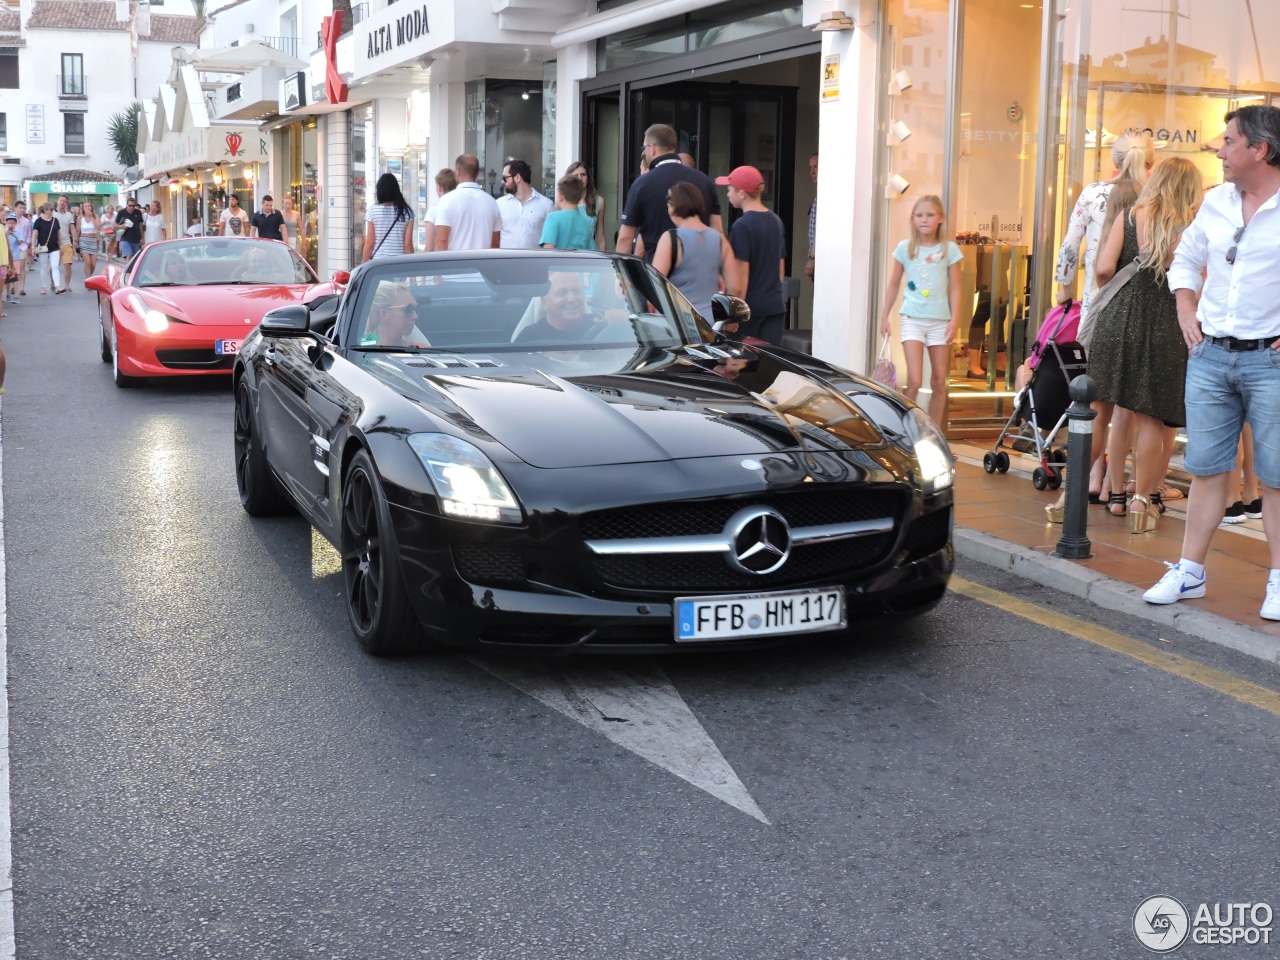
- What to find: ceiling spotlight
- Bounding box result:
[887,172,910,196]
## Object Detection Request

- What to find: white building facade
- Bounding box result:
[0,0,202,209]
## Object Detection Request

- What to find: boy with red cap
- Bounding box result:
[717,165,787,344]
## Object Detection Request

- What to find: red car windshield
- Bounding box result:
[135,239,315,287]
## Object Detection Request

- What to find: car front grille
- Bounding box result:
[904,506,952,561]
[453,545,526,586]
[591,534,898,591]
[155,349,236,370]
[582,488,909,591]
[580,489,905,541]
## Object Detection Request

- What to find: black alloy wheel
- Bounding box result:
[341,449,422,657]
[233,380,291,516]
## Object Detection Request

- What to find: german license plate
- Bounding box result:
[675,587,845,642]
[215,339,241,355]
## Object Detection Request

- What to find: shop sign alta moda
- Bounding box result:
[367,4,429,57]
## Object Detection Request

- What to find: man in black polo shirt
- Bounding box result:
[616,123,721,261]
[250,195,289,243]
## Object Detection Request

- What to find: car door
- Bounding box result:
[255,331,328,514]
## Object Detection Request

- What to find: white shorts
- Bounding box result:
[900,315,952,347]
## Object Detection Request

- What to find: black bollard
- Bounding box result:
[1055,375,1097,559]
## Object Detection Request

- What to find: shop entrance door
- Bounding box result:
[633,83,797,251]
[584,83,796,260]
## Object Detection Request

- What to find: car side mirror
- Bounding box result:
[332,270,350,285]
[711,294,751,328]
[85,275,111,295]
[259,304,311,336]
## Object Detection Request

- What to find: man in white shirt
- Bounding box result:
[433,154,501,251]
[1145,105,1280,617]
[53,195,76,289]
[496,159,553,249]
[219,195,247,237]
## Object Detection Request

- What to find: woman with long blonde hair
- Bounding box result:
[1088,157,1203,533]
[1043,132,1156,523]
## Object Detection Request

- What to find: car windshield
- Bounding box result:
[347,255,706,356]
[134,239,314,287]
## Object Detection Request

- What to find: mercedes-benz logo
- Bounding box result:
[726,507,791,575]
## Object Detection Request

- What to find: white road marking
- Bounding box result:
[0,403,16,958]
[475,657,769,824]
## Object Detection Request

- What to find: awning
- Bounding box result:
[187,41,309,75]
[120,179,154,195]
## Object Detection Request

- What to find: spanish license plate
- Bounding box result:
[675,587,845,642]
[215,339,241,355]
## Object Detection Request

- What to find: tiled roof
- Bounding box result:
[27,1,128,30]
[0,11,19,31]
[26,2,202,43]
[23,168,121,183]
[151,14,203,43]
[0,35,24,47]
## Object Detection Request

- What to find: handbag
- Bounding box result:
[1078,258,1139,348]
[872,339,898,390]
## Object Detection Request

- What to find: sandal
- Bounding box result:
[1150,492,1166,515]
[1107,491,1128,517]
[1128,494,1158,534]
[1157,484,1183,501]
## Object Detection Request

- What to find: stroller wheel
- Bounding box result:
[983,451,997,474]
[1032,467,1049,491]
[994,451,1010,474]
[1048,469,1062,490]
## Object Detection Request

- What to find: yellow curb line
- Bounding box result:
[950,576,1280,718]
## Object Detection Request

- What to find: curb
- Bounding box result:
[954,527,1280,666]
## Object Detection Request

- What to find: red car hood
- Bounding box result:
[135,283,334,325]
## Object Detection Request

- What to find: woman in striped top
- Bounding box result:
[361,173,415,263]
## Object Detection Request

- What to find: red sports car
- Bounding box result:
[86,237,346,387]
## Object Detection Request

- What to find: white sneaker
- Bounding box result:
[1143,562,1207,605]
[1261,580,1280,621]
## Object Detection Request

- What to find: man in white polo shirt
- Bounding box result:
[1144,105,1280,618]
[497,158,553,249]
[433,154,502,251]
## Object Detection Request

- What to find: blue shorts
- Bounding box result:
[1184,339,1280,489]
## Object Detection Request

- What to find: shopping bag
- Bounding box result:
[872,340,898,390]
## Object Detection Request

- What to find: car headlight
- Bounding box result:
[407,434,523,524]
[127,293,170,333]
[904,407,954,493]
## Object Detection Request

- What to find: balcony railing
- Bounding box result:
[315,3,364,48]
[259,35,299,60]
[57,74,86,99]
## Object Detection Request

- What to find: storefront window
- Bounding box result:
[1054,1,1280,229]
[599,1,802,71]
[352,105,373,268]
[463,79,548,197]
[871,0,1280,436]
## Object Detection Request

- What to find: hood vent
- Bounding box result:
[404,355,500,369]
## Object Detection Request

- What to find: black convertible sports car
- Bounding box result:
[233,251,954,654]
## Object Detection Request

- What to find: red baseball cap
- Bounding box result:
[715,165,765,193]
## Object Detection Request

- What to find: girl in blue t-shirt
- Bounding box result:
[878,194,963,426]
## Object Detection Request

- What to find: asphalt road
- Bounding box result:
[1,281,1278,959]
